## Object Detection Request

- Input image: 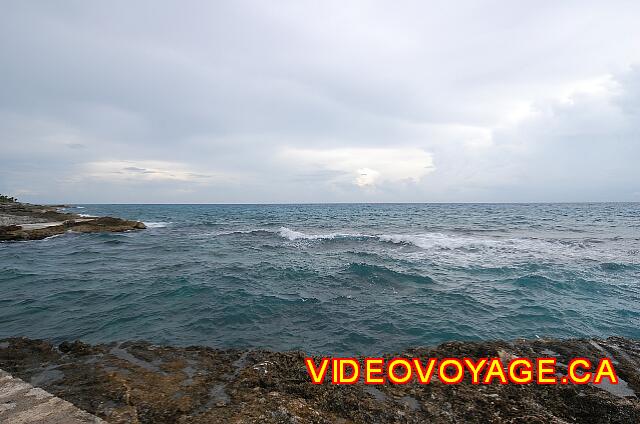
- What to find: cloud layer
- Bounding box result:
[1,1,639,203]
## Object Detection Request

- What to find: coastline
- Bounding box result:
[0,202,146,241]
[2,202,638,422]
[1,336,638,423]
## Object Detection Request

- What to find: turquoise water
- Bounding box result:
[1,203,639,355]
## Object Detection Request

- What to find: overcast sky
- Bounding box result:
[1,1,639,203]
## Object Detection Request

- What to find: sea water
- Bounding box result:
[1,203,639,355]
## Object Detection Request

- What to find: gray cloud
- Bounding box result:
[1,1,639,203]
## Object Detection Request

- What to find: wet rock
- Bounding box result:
[59,341,95,356]
[0,337,639,423]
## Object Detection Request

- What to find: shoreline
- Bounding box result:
[0,202,146,241]
[2,336,639,423]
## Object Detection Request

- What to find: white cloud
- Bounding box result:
[355,168,381,187]
[279,147,434,188]
[557,75,620,104]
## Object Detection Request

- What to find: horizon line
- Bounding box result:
[37,201,640,206]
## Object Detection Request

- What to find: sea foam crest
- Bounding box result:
[378,233,501,250]
[273,227,602,259]
[278,226,365,241]
[144,222,171,228]
[277,227,497,248]
[212,229,271,236]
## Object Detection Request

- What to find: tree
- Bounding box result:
[0,194,17,203]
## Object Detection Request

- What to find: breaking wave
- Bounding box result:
[378,233,501,250]
[272,227,626,264]
[278,227,517,250]
[144,222,171,228]
[213,229,272,236]
[277,226,369,241]
[271,227,598,253]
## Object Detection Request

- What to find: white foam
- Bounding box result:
[144,222,170,228]
[213,229,269,236]
[277,226,365,241]
[78,213,98,218]
[378,233,501,250]
[277,227,501,248]
[204,225,623,264]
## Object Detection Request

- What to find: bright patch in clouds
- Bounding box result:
[355,168,381,187]
[281,148,434,188]
[557,75,620,104]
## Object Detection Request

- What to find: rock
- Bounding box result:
[0,225,21,232]
[59,341,94,356]
[1,337,639,423]
[0,225,28,241]
[0,202,146,241]
[64,217,147,233]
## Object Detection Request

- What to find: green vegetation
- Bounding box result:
[0,194,17,203]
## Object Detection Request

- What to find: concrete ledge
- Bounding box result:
[0,369,105,423]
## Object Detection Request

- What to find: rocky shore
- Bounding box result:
[0,202,145,241]
[1,337,638,423]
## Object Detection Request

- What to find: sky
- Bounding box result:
[1,1,639,203]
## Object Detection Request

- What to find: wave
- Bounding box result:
[144,222,171,228]
[206,226,630,264]
[42,233,65,241]
[209,226,371,242]
[78,213,98,218]
[278,226,369,241]
[277,227,504,250]
[213,229,272,237]
[378,233,501,250]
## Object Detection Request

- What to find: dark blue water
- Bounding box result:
[1,203,639,355]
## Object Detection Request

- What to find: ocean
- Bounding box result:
[1,203,639,355]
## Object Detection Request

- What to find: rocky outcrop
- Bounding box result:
[1,337,638,423]
[0,202,146,241]
[0,202,76,225]
[0,218,146,241]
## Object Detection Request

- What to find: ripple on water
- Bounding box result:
[1,203,639,355]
